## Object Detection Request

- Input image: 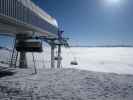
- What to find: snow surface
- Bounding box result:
[26,47,133,75]
[0,47,133,99]
[0,68,133,100]
[1,47,133,74]
[62,47,133,75]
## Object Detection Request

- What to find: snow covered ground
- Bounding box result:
[62,47,133,75]
[0,47,133,100]
[1,47,133,74]
[0,68,133,100]
[26,47,133,75]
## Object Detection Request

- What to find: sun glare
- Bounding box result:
[107,0,121,4]
[101,0,126,8]
[103,0,123,6]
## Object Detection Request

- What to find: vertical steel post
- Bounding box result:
[32,53,37,74]
[57,44,62,68]
[51,43,55,68]
[19,51,27,68]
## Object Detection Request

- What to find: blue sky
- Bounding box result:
[0,0,133,47]
[32,0,133,46]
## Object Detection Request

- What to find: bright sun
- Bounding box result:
[107,0,121,3]
[104,0,121,5]
[102,0,124,7]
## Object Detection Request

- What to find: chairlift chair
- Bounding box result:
[67,47,79,66]
[70,57,78,65]
[70,60,78,65]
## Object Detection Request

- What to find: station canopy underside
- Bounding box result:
[0,0,59,38]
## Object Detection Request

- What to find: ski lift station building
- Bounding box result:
[0,0,67,69]
[0,0,59,37]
